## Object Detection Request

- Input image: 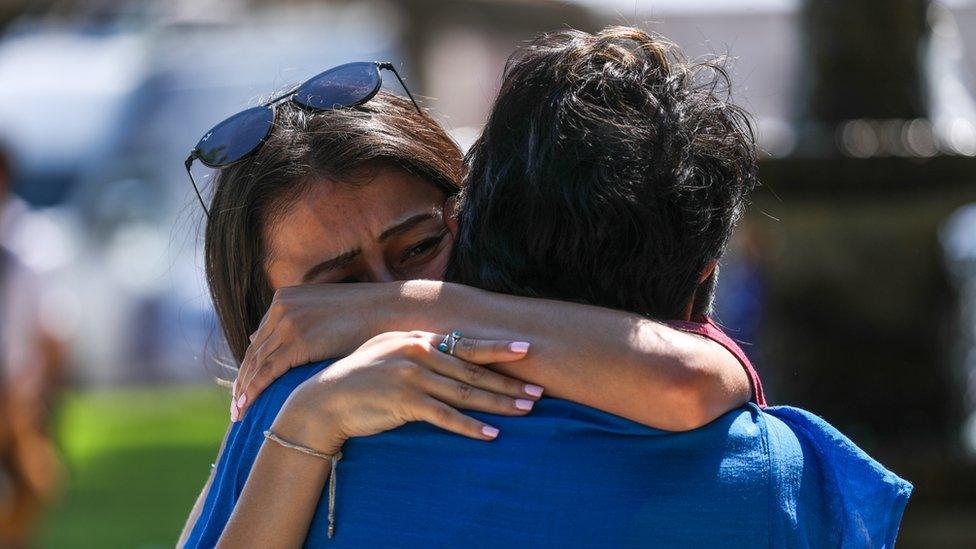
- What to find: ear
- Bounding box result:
[442,195,459,234]
[699,259,718,283]
[681,259,720,321]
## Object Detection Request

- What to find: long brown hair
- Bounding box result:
[204,92,462,365]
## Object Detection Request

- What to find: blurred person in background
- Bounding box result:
[0,142,62,547]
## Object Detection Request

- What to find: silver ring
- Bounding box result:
[437,330,463,356]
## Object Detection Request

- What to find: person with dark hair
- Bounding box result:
[180,61,762,546]
[184,29,909,548]
[449,27,756,321]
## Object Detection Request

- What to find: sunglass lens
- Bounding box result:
[293,62,380,110]
[194,106,275,167]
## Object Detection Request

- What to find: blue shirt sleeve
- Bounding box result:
[764,406,913,548]
[183,362,332,548]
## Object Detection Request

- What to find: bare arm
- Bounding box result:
[217,332,536,548]
[216,411,337,549]
[237,281,751,431]
[390,281,749,430]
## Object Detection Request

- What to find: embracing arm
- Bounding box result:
[215,408,339,549]
[389,281,750,430]
[212,284,751,545]
[216,331,535,547]
[237,281,751,431]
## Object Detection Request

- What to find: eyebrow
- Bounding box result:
[378,212,440,242]
[300,212,442,283]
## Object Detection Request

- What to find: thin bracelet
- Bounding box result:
[263,430,343,539]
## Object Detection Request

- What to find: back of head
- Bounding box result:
[447,27,758,319]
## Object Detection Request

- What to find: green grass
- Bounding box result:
[36,385,230,548]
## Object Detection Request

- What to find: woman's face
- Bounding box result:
[264,167,455,289]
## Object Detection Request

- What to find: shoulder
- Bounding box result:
[764,406,912,500]
[762,406,912,547]
[230,360,334,467]
[181,360,334,548]
[667,315,767,407]
[242,361,332,423]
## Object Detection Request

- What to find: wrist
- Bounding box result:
[273,387,347,456]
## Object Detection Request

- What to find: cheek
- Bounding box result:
[263,264,285,291]
[263,257,298,290]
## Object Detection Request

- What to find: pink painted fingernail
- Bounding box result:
[524,384,545,398]
[482,426,500,438]
[230,401,240,422]
[237,394,247,409]
[515,399,534,411]
[509,341,530,353]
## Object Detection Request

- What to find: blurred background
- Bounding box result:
[0,0,973,546]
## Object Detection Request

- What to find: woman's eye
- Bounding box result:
[401,233,446,263]
[337,275,360,284]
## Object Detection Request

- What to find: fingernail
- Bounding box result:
[515,398,534,411]
[230,402,240,422]
[237,394,247,409]
[481,426,500,438]
[509,341,530,353]
[249,333,256,342]
[524,384,545,398]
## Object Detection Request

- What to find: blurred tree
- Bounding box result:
[801,0,929,123]
[754,2,976,542]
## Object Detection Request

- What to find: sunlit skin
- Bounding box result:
[264,168,453,289]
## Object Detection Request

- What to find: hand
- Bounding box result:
[233,283,407,414]
[269,331,543,450]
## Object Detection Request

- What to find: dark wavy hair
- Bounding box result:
[447,26,758,320]
[205,93,462,364]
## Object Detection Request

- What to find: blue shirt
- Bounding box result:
[185,361,911,548]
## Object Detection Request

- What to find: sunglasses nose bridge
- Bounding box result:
[266,83,302,106]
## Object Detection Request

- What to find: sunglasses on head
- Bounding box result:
[185,61,420,219]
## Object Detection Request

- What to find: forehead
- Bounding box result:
[264,168,448,263]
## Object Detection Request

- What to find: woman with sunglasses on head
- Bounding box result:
[179,63,763,547]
